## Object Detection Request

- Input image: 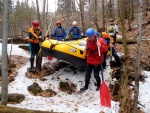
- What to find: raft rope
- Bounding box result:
[47,39,85,52]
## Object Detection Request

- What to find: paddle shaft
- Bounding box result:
[98,45,104,81]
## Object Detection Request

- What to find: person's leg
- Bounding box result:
[94,64,101,91]
[113,35,117,45]
[112,46,123,70]
[102,51,108,69]
[29,43,35,71]
[35,44,40,70]
[80,64,93,91]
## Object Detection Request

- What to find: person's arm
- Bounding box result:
[68,27,73,35]
[51,28,57,37]
[114,25,119,34]
[78,27,81,38]
[62,28,66,39]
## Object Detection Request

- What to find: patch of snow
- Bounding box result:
[0,43,150,113]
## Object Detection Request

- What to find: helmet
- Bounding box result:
[109,18,114,22]
[32,20,39,27]
[86,28,95,37]
[102,32,110,38]
[56,21,61,25]
[72,21,77,25]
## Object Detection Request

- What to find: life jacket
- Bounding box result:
[108,24,116,36]
[86,38,107,65]
[72,27,79,35]
[54,27,66,40]
[28,27,42,43]
[56,28,65,36]
[69,27,81,39]
[108,25,114,33]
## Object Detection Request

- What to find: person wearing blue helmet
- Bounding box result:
[80,28,108,92]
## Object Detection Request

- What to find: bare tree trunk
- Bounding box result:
[119,0,131,112]
[117,0,120,18]
[94,0,101,32]
[108,0,113,18]
[133,0,143,112]
[41,0,46,40]
[36,0,41,25]
[145,0,149,16]
[1,0,9,106]
[127,0,132,31]
[46,0,48,30]
[131,0,134,20]
[36,0,46,72]
[78,0,85,35]
[102,0,105,31]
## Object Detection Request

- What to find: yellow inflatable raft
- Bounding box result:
[41,38,110,68]
[41,38,87,68]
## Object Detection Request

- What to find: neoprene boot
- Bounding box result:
[96,78,101,91]
[120,62,123,72]
[30,58,35,72]
[80,79,89,92]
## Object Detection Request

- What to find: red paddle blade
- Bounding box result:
[100,81,111,108]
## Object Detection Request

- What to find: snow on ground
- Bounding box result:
[0,43,150,113]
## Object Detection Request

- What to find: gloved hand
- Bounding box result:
[97,40,101,48]
[110,43,114,47]
[38,36,43,41]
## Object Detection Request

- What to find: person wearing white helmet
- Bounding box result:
[68,21,81,40]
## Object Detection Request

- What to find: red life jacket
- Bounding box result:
[86,37,107,65]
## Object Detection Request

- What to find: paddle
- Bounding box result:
[97,39,111,108]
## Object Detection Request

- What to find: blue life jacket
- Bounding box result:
[51,27,66,41]
[68,27,81,39]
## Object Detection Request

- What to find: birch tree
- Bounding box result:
[133,0,143,112]
[1,0,9,105]
[102,0,105,31]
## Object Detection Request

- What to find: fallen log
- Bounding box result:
[116,38,137,44]
[0,105,55,113]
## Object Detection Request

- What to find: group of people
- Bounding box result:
[51,21,81,41]
[28,18,123,92]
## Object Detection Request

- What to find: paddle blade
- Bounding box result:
[100,81,111,108]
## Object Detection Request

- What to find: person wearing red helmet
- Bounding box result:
[51,21,66,41]
[28,20,42,72]
[80,28,108,92]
